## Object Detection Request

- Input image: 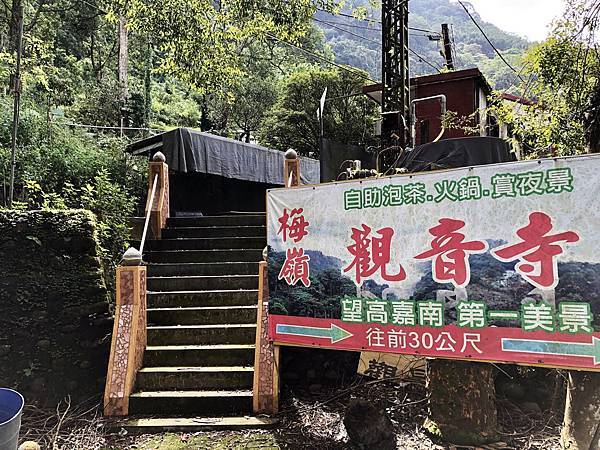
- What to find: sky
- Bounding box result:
[465,0,565,42]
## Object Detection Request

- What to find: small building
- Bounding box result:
[363,68,493,146]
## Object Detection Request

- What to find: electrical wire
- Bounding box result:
[316,8,440,34]
[265,33,379,83]
[314,18,442,73]
[314,17,440,39]
[313,17,379,44]
[457,0,525,83]
[409,48,442,72]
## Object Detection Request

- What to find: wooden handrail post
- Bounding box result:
[284,149,300,187]
[147,151,170,239]
[103,261,147,416]
[253,261,280,414]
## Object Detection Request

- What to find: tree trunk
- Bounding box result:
[424,359,498,445]
[8,0,21,53]
[118,15,129,129]
[561,371,600,450]
[585,82,600,154]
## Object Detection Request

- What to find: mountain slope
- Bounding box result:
[315,0,530,89]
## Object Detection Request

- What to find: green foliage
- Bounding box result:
[259,65,378,156]
[151,81,203,129]
[114,0,344,95]
[0,95,145,283]
[489,30,599,157]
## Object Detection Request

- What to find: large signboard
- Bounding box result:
[267,155,600,371]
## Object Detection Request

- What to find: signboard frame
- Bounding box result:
[267,154,600,372]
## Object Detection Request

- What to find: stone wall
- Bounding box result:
[0,210,111,406]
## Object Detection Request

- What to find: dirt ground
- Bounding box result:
[18,376,562,450]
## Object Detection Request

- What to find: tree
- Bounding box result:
[230,75,277,142]
[111,0,344,96]
[489,1,600,158]
[259,66,377,156]
[424,360,498,445]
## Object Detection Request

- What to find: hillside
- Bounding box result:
[315,0,530,89]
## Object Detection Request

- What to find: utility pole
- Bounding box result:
[441,23,454,70]
[8,2,23,208]
[381,0,411,156]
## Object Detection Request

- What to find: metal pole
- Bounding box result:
[8,3,23,208]
[441,24,454,70]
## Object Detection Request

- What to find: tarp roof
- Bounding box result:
[126,127,320,186]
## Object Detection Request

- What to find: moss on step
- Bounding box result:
[120,431,279,449]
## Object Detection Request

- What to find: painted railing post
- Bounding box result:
[103,252,146,416]
[148,151,170,239]
[284,149,300,187]
[103,152,168,416]
[253,149,301,414]
[253,259,280,414]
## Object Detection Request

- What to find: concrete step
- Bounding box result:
[147,262,259,277]
[146,237,266,251]
[148,306,257,326]
[144,249,263,263]
[167,215,265,227]
[147,324,256,345]
[148,290,258,307]
[136,366,254,390]
[114,416,277,433]
[162,226,266,239]
[144,344,255,367]
[147,275,258,292]
[129,390,253,415]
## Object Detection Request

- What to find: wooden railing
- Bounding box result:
[252,149,300,414]
[103,152,169,417]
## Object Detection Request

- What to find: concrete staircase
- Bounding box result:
[123,213,275,430]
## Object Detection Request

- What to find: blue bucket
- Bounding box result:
[0,389,24,450]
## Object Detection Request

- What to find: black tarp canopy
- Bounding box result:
[127,127,320,185]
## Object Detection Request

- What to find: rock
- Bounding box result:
[18,441,41,450]
[520,401,542,416]
[343,399,396,450]
[498,381,526,401]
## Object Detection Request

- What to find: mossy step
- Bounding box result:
[128,390,253,415]
[147,289,258,307]
[144,249,263,263]
[144,344,255,367]
[147,275,258,291]
[148,305,257,325]
[146,237,266,251]
[136,366,254,390]
[114,416,277,433]
[147,262,259,277]
[162,225,266,239]
[147,324,257,345]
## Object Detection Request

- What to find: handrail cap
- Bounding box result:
[152,151,166,163]
[122,247,143,266]
[284,149,297,160]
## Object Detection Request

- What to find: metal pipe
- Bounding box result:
[411,94,447,146]
[139,173,159,254]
